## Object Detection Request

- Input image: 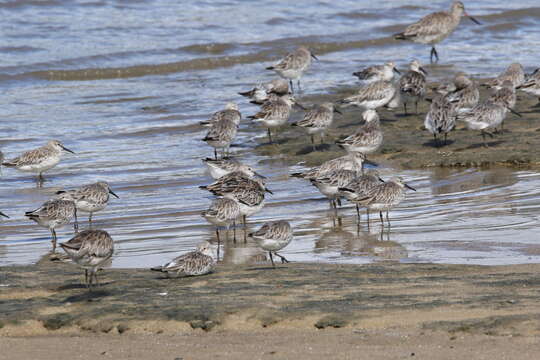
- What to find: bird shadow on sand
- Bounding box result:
[461,140,505,150]
[247,265,289,271]
[295,144,332,155]
[422,139,455,148]
[62,289,112,303]
[58,281,114,291]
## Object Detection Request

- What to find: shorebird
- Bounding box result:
[338,169,383,220]
[291,152,367,180]
[399,59,428,114]
[151,241,215,277]
[200,171,271,195]
[202,157,265,180]
[424,93,457,146]
[517,68,540,103]
[353,62,401,83]
[336,110,383,162]
[394,1,481,63]
[291,102,341,147]
[2,140,75,183]
[249,220,293,268]
[55,181,119,224]
[442,72,479,113]
[238,79,290,104]
[200,102,241,127]
[355,177,416,227]
[202,197,241,256]
[202,117,238,159]
[456,97,520,147]
[60,229,114,290]
[310,169,357,209]
[266,46,318,93]
[489,80,516,131]
[248,94,302,143]
[484,63,525,90]
[25,199,76,252]
[340,80,397,110]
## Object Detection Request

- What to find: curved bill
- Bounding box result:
[109,189,120,198]
[0,211,9,218]
[294,102,307,110]
[507,107,522,117]
[60,145,75,154]
[465,12,481,25]
[265,188,273,195]
[419,67,428,76]
[405,184,416,191]
[311,53,319,61]
[253,171,266,179]
[393,67,402,75]
[334,107,343,115]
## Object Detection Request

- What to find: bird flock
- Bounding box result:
[1,1,540,290]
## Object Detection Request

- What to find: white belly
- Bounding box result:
[19,156,60,173]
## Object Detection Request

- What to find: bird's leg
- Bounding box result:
[367,208,370,229]
[274,252,289,264]
[74,209,79,232]
[311,134,315,145]
[444,132,448,146]
[481,131,488,148]
[214,148,218,160]
[415,100,418,115]
[243,215,247,242]
[379,211,384,226]
[386,211,391,228]
[267,128,273,144]
[430,46,439,63]
[297,80,301,93]
[216,229,221,262]
[434,133,439,148]
[337,198,342,207]
[269,251,276,268]
[356,204,360,221]
[84,269,88,286]
[89,212,93,224]
[403,102,408,115]
[289,80,294,94]
[94,272,99,287]
[51,229,57,253]
[233,220,236,243]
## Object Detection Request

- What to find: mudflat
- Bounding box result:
[2,260,540,359]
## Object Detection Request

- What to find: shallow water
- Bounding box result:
[1,0,540,267]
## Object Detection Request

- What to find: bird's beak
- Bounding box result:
[393,68,402,75]
[507,107,522,117]
[0,211,9,219]
[311,53,319,61]
[378,177,385,183]
[109,189,120,198]
[254,171,266,179]
[465,12,481,25]
[419,67,428,76]
[265,188,273,195]
[405,184,416,191]
[334,107,343,115]
[294,102,307,110]
[60,145,75,154]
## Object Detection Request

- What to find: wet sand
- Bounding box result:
[2,260,540,358]
[254,83,540,169]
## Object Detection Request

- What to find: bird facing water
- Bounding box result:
[266,46,318,93]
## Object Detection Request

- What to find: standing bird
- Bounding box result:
[394,1,481,63]
[310,169,357,209]
[517,68,540,103]
[201,197,241,258]
[484,63,525,90]
[336,110,383,164]
[202,157,265,180]
[266,46,318,93]
[60,229,114,290]
[2,140,75,184]
[489,80,516,131]
[443,72,480,113]
[340,80,397,110]
[202,117,238,159]
[338,169,383,220]
[249,220,293,268]
[248,94,302,143]
[199,102,241,127]
[238,79,290,104]
[55,181,119,225]
[25,199,76,252]
[353,62,401,83]
[355,177,416,227]
[399,59,428,114]
[424,93,457,146]
[291,152,367,181]
[292,102,341,148]
[151,241,215,277]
